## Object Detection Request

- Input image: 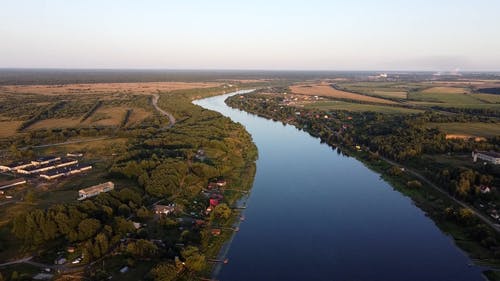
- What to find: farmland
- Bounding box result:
[290,83,397,104]
[429,122,500,138]
[304,100,422,114]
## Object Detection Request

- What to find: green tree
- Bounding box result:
[78,218,101,241]
[151,263,179,281]
[181,246,205,272]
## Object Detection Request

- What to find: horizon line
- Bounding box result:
[1,67,500,74]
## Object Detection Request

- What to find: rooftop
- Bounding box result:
[478,151,500,158]
[79,182,114,195]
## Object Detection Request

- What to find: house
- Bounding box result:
[153,204,176,216]
[209,198,219,207]
[0,179,26,190]
[480,185,492,194]
[78,182,114,200]
[120,266,129,273]
[211,229,221,236]
[216,179,227,187]
[67,152,83,158]
[67,246,76,253]
[474,151,500,165]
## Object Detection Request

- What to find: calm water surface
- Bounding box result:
[194,90,484,281]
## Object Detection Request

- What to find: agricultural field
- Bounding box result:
[428,122,500,138]
[290,83,397,104]
[338,81,500,109]
[304,100,422,114]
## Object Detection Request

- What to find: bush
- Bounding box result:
[407,180,422,189]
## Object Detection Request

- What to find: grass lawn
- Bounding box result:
[305,100,422,114]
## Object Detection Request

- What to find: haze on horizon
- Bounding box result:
[1,0,499,71]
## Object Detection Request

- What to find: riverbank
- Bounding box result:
[225,92,500,280]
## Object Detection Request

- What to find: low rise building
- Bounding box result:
[18,159,79,175]
[0,161,33,172]
[474,151,500,164]
[78,181,114,200]
[31,156,61,166]
[39,163,92,180]
[154,204,176,216]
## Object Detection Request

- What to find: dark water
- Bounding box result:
[194,90,484,281]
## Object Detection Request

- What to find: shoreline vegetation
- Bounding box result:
[0,85,259,281]
[225,89,500,280]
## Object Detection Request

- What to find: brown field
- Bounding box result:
[0,121,23,137]
[421,87,469,94]
[27,118,81,130]
[0,82,221,96]
[290,83,397,104]
[84,106,129,126]
[127,108,152,125]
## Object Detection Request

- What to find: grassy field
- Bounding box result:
[127,107,152,126]
[290,83,397,104]
[305,100,422,114]
[473,93,500,104]
[0,81,221,96]
[0,121,22,137]
[27,118,81,130]
[429,122,500,138]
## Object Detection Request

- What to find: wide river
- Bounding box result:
[194,90,484,281]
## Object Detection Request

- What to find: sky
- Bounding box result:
[1,0,500,71]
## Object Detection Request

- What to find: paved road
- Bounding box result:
[0,256,33,267]
[380,155,500,233]
[152,94,176,128]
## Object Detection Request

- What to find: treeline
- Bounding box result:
[120,109,132,128]
[80,100,102,122]
[17,101,67,131]
[432,106,500,118]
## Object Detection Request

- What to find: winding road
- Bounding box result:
[151,94,176,128]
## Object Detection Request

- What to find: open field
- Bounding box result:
[473,93,500,103]
[421,86,470,94]
[0,121,22,137]
[27,118,81,130]
[0,81,221,96]
[304,100,422,114]
[290,83,397,104]
[126,107,152,126]
[83,106,130,126]
[428,122,500,138]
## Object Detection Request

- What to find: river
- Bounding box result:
[194,90,485,281]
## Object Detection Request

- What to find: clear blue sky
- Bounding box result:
[1,0,499,71]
